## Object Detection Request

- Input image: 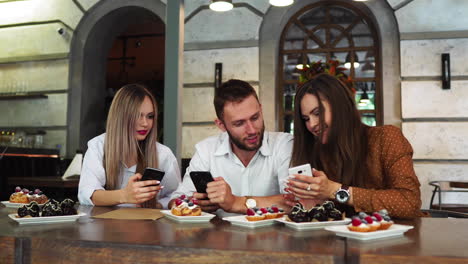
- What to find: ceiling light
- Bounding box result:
[209,0,233,12]
[270,0,294,7]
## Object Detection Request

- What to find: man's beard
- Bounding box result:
[226,123,265,151]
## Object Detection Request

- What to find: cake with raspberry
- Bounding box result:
[171,195,202,216]
[375,209,393,230]
[9,187,29,203]
[347,210,393,232]
[245,208,266,221]
[9,187,48,204]
[347,217,371,232]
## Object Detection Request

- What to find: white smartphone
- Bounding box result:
[288,163,313,177]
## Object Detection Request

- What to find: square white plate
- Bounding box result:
[325,224,414,241]
[1,201,45,209]
[161,210,215,223]
[275,217,351,230]
[222,215,277,228]
[8,212,86,225]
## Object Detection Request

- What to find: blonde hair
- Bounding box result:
[104,84,159,190]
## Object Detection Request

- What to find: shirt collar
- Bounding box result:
[214,131,271,157]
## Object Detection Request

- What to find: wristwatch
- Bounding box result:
[335,185,350,204]
[245,196,257,209]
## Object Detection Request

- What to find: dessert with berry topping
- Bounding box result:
[245,208,266,221]
[27,189,48,204]
[171,195,202,216]
[347,210,393,232]
[347,216,371,232]
[376,209,393,230]
[9,186,48,204]
[364,215,380,231]
[9,187,29,203]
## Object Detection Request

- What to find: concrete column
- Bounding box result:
[164,0,184,163]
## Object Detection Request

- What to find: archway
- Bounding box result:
[259,0,400,131]
[67,0,166,157]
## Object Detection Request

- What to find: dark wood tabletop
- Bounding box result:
[0,205,467,264]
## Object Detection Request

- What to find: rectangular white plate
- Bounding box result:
[222,215,277,228]
[8,212,86,225]
[161,210,215,223]
[275,217,351,230]
[325,224,414,241]
[1,201,41,209]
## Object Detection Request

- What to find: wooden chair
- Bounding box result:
[429,181,468,213]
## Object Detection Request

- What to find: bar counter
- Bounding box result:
[0,205,467,264]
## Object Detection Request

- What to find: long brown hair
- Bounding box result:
[291,74,368,187]
[104,84,159,190]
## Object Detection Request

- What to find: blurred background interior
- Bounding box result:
[0,0,467,214]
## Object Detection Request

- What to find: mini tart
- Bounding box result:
[9,192,28,203]
[171,206,183,216]
[246,214,266,221]
[181,207,192,216]
[347,223,370,232]
[368,222,380,232]
[379,220,393,230]
[264,212,277,219]
[190,206,202,216]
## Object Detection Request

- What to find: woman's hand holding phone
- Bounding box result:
[285,169,339,201]
[121,173,162,204]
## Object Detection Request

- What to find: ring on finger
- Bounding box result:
[306,184,311,191]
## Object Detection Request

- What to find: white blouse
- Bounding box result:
[78,133,181,208]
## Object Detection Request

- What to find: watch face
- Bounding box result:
[336,190,349,203]
[246,198,257,209]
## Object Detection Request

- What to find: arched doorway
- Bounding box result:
[278,1,381,133]
[259,0,400,131]
[67,0,166,157]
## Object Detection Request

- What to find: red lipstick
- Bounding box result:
[137,130,148,135]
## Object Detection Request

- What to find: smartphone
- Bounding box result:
[190,171,214,193]
[288,164,313,177]
[141,167,165,185]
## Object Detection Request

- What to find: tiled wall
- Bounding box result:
[395,0,468,208]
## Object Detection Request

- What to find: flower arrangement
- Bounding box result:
[298,60,356,95]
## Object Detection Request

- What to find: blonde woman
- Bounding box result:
[78,84,180,208]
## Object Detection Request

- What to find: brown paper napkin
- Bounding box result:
[92,208,164,220]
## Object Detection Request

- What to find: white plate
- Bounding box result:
[8,212,86,225]
[161,210,215,223]
[222,215,277,228]
[325,224,414,241]
[275,217,351,230]
[1,201,46,209]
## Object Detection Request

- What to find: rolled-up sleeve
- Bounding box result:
[78,136,106,205]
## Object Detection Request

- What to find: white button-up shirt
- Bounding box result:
[170,131,293,203]
[78,133,181,208]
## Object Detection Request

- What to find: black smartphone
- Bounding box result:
[190,171,214,193]
[141,167,165,185]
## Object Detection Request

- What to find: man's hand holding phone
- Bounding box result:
[190,171,220,212]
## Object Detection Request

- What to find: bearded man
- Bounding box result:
[169,79,293,216]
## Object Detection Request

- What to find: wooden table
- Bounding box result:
[0,205,467,264]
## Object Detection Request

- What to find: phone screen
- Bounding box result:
[141,167,165,185]
[190,171,214,193]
